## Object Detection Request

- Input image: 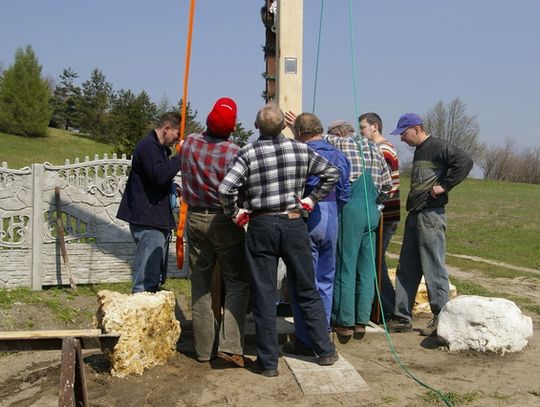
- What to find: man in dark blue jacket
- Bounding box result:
[117,112,181,293]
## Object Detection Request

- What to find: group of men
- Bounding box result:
[117,98,473,377]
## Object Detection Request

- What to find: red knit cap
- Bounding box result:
[206,97,237,137]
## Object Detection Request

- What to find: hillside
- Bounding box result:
[0,128,115,169]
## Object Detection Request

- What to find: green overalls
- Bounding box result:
[331,150,380,327]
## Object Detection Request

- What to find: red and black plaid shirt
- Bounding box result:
[180,133,239,208]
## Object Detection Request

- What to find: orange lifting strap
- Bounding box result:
[175,0,196,269]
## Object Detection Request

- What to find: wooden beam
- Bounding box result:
[0,329,119,352]
[0,329,102,340]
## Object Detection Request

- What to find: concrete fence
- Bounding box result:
[0,155,187,290]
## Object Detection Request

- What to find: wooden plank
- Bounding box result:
[0,329,102,340]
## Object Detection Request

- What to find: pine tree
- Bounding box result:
[230,121,254,147]
[0,45,53,137]
[176,99,204,137]
[78,68,113,139]
[51,67,81,130]
[111,89,158,155]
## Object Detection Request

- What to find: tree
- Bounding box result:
[51,67,81,130]
[480,139,540,184]
[156,93,173,117]
[230,121,253,147]
[111,89,158,155]
[424,98,485,161]
[176,100,204,137]
[78,68,113,139]
[0,45,52,137]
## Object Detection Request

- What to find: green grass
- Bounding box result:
[445,256,540,281]
[0,128,115,169]
[0,279,192,326]
[396,176,540,270]
[450,277,540,315]
[421,389,481,405]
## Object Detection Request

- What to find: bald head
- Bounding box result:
[327,120,355,138]
[255,103,285,138]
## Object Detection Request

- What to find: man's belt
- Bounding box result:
[251,209,302,219]
[189,206,224,214]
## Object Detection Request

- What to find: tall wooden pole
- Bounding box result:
[261,1,303,138]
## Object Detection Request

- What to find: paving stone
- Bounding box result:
[284,353,369,395]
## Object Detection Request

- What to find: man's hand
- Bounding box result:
[234,208,250,227]
[284,111,297,130]
[299,197,315,213]
[430,185,445,198]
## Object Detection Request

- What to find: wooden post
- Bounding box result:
[276,0,303,138]
[55,187,77,290]
[58,337,88,407]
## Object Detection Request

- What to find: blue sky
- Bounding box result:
[1,0,539,154]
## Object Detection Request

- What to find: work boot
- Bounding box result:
[353,324,366,340]
[332,326,354,337]
[386,318,413,333]
[318,352,339,366]
[419,316,439,337]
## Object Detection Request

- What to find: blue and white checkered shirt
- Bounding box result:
[324,133,392,201]
[219,134,340,217]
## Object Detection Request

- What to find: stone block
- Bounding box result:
[388,268,457,314]
[96,290,180,377]
[438,295,533,353]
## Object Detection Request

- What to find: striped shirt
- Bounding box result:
[219,134,340,217]
[323,133,392,201]
[377,139,400,222]
[180,133,239,208]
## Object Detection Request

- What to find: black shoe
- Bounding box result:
[249,360,279,377]
[386,318,413,333]
[318,352,339,366]
[282,340,314,356]
[260,369,279,377]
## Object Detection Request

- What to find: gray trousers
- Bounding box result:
[187,211,250,361]
[394,207,449,323]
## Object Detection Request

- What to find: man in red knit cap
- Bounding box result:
[180,97,250,367]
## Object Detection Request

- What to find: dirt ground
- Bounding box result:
[1,267,539,407]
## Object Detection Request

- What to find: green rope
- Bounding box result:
[345,1,453,405]
[311,0,325,113]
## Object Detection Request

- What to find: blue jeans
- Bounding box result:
[394,208,448,323]
[378,221,398,318]
[130,224,170,293]
[246,214,335,370]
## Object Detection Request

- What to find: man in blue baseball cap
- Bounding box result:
[387,113,473,336]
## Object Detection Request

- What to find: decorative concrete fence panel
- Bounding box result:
[0,155,187,290]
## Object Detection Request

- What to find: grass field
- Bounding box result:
[392,176,540,270]
[0,128,115,169]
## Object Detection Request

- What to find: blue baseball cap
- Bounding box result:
[390,113,423,135]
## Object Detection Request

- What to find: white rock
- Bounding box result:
[96,290,181,377]
[438,295,533,354]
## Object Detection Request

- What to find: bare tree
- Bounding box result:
[424,98,485,161]
[480,139,540,184]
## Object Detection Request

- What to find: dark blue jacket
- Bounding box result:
[117,130,182,230]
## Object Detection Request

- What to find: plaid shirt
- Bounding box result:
[324,133,392,201]
[219,134,340,217]
[180,133,239,208]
